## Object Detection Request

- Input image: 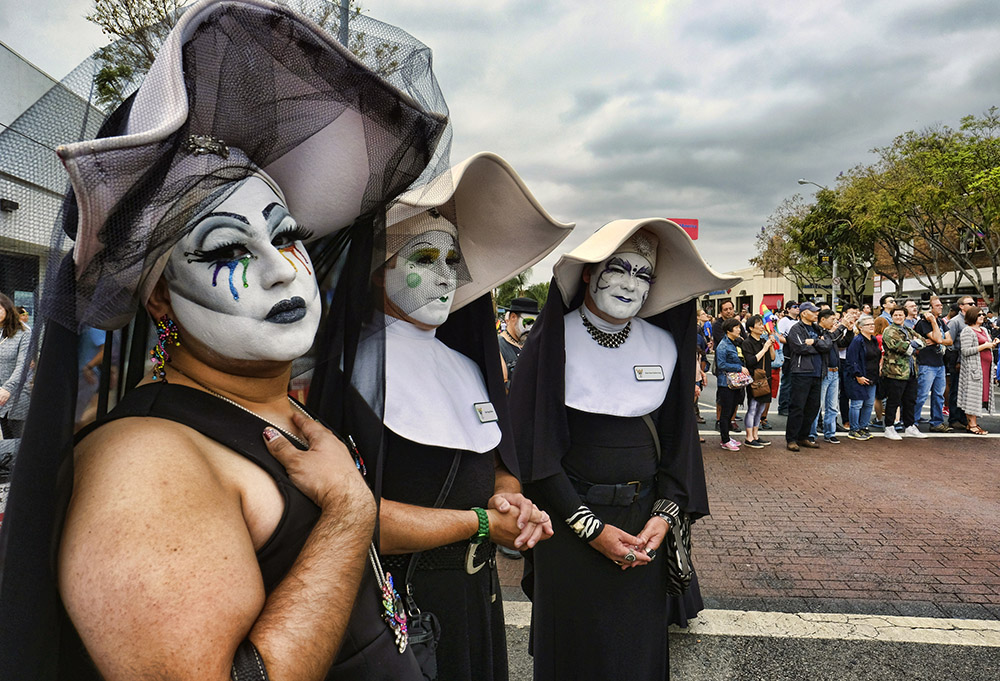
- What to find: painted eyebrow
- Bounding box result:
[262,202,284,220]
[187,211,253,247]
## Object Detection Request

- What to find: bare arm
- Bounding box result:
[59,415,375,681]
[379,454,551,554]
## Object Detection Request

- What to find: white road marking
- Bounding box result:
[503,603,1000,647]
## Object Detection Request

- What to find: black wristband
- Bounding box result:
[651,499,680,527]
[231,639,269,681]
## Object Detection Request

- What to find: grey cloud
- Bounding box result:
[891,0,1000,35]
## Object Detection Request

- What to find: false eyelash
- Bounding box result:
[274,224,314,245]
[184,241,248,264]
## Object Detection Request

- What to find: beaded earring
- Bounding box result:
[150,315,180,381]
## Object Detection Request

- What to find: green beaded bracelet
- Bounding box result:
[471,507,490,544]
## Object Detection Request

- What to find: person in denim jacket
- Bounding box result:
[715,318,748,450]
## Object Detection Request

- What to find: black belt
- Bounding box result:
[569,475,655,506]
[383,540,496,575]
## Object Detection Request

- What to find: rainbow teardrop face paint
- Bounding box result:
[164,175,321,362]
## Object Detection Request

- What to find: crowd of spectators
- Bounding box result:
[696,292,1000,451]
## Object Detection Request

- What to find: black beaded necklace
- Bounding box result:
[579,307,631,349]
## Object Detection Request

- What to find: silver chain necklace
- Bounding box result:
[167,365,310,446]
[579,307,632,348]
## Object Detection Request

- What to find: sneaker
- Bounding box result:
[758,439,773,446]
[894,422,905,432]
[904,425,928,439]
[744,439,764,449]
[847,430,862,440]
[884,427,902,441]
[721,439,741,451]
[759,420,772,430]
[869,419,884,429]
[786,441,800,451]
[836,423,849,433]
[860,429,872,440]
[917,417,930,424]
[942,406,950,416]
[929,423,953,433]
[797,439,821,449]
[823,436,841,444]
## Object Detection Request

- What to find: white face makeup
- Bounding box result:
[384,230,460,328]
[514,315,536,339]
[164,176,321,362]
[589,251,654,321]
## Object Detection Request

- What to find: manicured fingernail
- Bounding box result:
[263,427,280,442]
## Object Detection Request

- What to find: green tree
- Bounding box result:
[524,281,550,309]
[86,0,375,110]
[839,109,1000,302]
[493,268,532,310]
[87,0,184,108]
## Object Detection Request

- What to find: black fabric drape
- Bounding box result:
[0,316,82,679]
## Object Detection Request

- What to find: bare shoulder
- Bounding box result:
[62,417,263,680]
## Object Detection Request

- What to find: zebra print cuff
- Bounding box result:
[566,505,605,542]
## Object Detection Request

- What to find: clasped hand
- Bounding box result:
[590,516,670,570]
[487,492,553,550]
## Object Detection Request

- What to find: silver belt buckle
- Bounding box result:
[465,541,486,574]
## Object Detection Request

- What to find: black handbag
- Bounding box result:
[641,414,695,595]
[402,451,461,681]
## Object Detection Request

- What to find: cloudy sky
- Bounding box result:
[3,0,999,281]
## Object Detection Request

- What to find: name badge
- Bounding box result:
[474,402,499,423]
[634,365,665,381]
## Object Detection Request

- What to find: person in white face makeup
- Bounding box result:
[498,296,539,391]
[508,219,741,681]
[61,160,426,681]
[0,2,452,679]
[339,152,573,681]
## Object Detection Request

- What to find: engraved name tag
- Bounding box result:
[634,365,665,381]
[474,402,499,423]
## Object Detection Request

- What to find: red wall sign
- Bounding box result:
[670,218,698,240]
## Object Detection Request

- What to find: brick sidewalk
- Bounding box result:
[695,435,1000,619]
[499,436,1000,621]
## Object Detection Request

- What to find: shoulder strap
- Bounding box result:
[641,413,661,463]
[405,450,462,592]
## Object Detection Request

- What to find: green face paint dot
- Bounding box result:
[406,272,422,289]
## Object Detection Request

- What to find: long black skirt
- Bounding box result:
[530,411,670,681]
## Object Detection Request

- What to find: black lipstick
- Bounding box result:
[266,296,307,324]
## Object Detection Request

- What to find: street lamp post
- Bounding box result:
[798,179,838,310]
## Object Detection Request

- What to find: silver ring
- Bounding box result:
[624,550,636,563]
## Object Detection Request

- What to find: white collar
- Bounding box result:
[564,307,677,417]
[377,319,501,453]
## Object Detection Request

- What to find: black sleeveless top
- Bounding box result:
[74,382,422,680]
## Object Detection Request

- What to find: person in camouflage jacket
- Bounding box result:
[880,307,927,438]
[881,310,924,380]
